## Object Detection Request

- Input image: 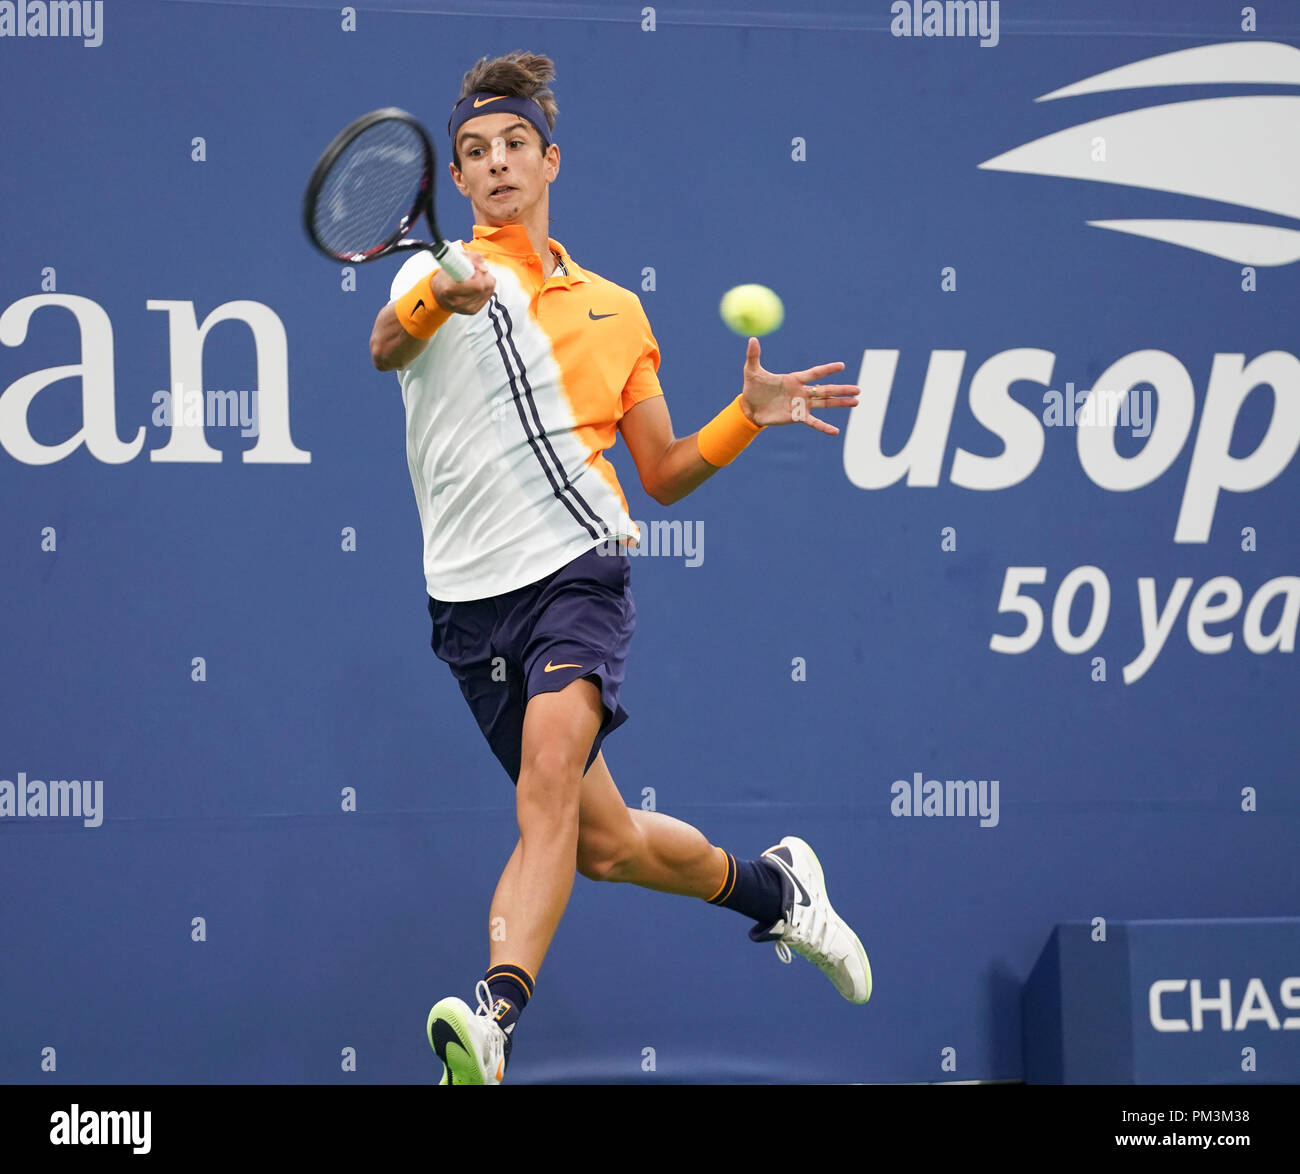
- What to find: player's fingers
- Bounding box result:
[803,413,839,435]
[793,361,846,382]
[744,336,761,372]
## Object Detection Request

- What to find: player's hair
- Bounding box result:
[454,51,558,167]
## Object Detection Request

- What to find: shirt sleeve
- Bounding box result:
[621,297,665,414]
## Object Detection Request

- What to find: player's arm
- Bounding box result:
[619,396,721,507]
[620,338,861,506]
[369,253,496,372]
[370,303,431,371]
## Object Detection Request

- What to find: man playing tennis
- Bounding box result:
[369,51,871,1085]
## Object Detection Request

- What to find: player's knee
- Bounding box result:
[576,824,643,883]
[575,843,619,882]
[516,758,583,841]
[517,787,580,840]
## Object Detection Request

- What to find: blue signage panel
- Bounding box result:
[1025,920,1300,1084]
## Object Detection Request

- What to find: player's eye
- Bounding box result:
[508,139,524,148]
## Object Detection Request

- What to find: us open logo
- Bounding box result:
[980,40,1300,266]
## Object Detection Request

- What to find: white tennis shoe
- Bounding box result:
[427,980,511,1085]
[752,836,873,1004]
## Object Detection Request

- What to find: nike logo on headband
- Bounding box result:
[473,95,507,108]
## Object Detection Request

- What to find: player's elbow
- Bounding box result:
[369,328,386,371]
[371,334,405,372]
[370,306,405,371]
[369,325,392,371]
[642,454,676,507]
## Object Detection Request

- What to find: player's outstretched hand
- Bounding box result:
[432,251,496,315]
[739,337,860,435]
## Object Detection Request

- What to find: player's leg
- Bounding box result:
[575,750,873,1005]
[575,752,780,916]
[427,673,602,1085]
[488,675,603,973]
[574,750,726,895]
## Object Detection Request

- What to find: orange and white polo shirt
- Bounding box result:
[386,222,663,602]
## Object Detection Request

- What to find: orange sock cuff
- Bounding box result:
[394,273,452,340]
[705,847,737,904]
[485,962,534,1000]
[696,395,764,467]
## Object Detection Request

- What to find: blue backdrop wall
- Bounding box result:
[2,0,1297,1084]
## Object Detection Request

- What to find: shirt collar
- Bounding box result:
[470,223,589,285]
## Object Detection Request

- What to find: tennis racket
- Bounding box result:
[302,107,475,281]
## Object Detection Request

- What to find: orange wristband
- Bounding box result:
[394,273,452,340]
[696,395,764,467]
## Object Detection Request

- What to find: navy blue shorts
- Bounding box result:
[428,545,636,785]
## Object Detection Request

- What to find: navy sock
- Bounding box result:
[484,963,533,1036]
[706,849,788,927]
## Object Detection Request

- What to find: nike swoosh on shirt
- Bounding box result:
[588,310,617,320]
[544,661,583,672]
[473,95,507,108]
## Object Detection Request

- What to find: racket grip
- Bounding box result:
[435,241,475,283]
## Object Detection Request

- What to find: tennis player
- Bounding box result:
[369,51,871,1085]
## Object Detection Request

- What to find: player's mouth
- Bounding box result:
[488,185,516,199]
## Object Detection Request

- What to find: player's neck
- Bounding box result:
[476,203,555,276]
[519,215,553,274]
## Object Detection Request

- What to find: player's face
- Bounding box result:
[451,113,559,225]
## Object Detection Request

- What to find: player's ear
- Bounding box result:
[449,159,469,196]
[545,143,560,182]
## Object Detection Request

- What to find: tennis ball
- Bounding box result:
[719,284,784,337]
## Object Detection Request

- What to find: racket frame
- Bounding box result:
[303,107,473,280]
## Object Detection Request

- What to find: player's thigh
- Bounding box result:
[518,675,604,790]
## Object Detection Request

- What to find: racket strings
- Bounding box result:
[312,119,426,259]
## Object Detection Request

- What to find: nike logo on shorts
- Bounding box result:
[544,661,583,672]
